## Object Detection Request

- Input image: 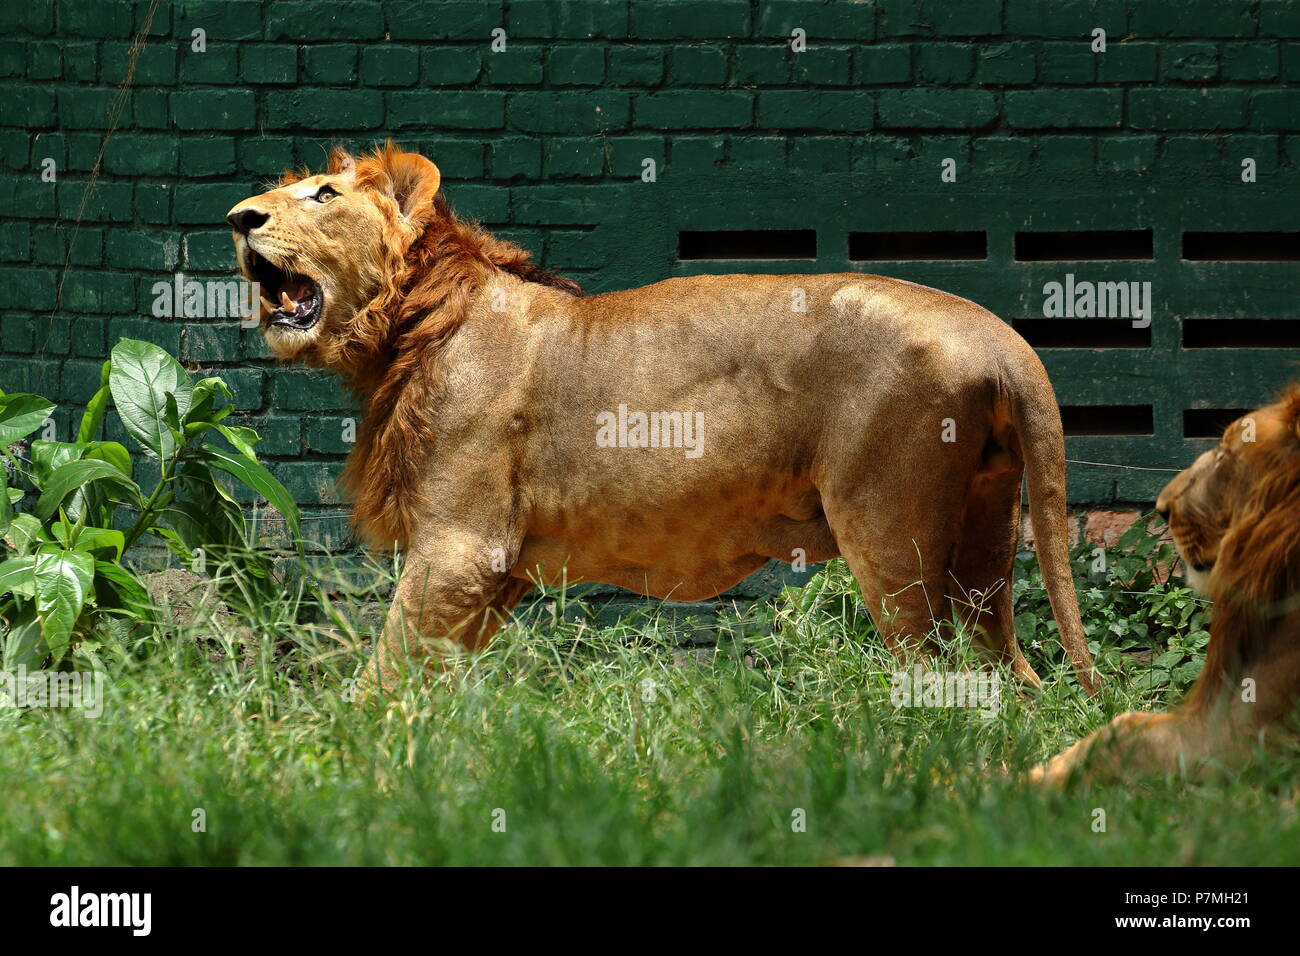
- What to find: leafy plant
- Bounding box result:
[0,338,300,670]
[1013,517,1210,698]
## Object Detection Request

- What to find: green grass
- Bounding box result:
[2,550,1299,866]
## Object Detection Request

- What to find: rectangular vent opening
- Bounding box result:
[1182,319,1300,348]
[1012,319,1152,349]
[1060,405,1154,437]
[677,229,816,261]
[1184,408,1253,439]
[1014,230,1154,261]
[1182,231,1300,261]
[847,231,986,261]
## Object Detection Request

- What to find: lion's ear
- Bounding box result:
[372,147,440,229]
[328,147,357,183]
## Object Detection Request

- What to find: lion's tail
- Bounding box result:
[1002,350,1100,695]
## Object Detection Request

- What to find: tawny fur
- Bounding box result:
[227,142,1098,692]
[1031,384,1300,785]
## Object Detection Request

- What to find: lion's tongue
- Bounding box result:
[279,277,314,312]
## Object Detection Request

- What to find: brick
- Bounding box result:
[757,0,873,38]
[388,91,503,129]
[668,47,727,85]
[487,46,544,84]
[735,46,791,85]
[793,46,852,85]
[1251,90,1300,130]
[1084,509,1141,548]
[549,45,606,85]
[0,220,29,261]
[1161,43,1219,82]
[631,1,749,40]
[185,231,238,271]
[608,46,664,86]
[303,45,357,84]
[491,138,542,179]
[177,0,264,41]
[972,135,1032,174]
[422,48,482,85]
[180,137,237,176]
[61,41,97,81]
[180,322,240,363]
[180,44,238,84]
[0,267,55,312]
[172,182,249,225]
[0,3,53,35]
[445,183,508,222]
[58,181,133,222]
[386,0,501,40]
[267,90,384,129]
[1097,42,1158,83]
[670,135,726,170]
[1129,89,1247,131]
[28,43,60,79]
[273,461,345,506]
[171,90,256,130]
[1005,0,1126,36]
[59,0,134,37]
[272,369,349,410]
[1036,135,1095,170]
[241,44,297,84]
[106,230,180,270]
[100,42,176,85]
[1,313,33,353]
[508,0,629,38]
[1097,135,1157,172]
[62,270,136,314]
[508,91,629,132]
[635,91,752,129]
[267,1,383,41]
[879,88,996,128]
[917,44,974,83]
[545,137,603,177]
[790,136,851,172]
[1261,0,1300,37]
[240,137,296,176]
[57,89,115,129]
[1038,42,1096,84]
[758,90,873,130]
[976,42,1034,84]
[604,135,665,176]
[1129,1,1255,38]
[360,46,420,86]
[303,417,355,455]
[1003,89,1120,129]
[1221,42,1280,80]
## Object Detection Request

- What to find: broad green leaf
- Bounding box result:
[2,602,46,670]
[0,393,55,446]
[4,513,45,555]
[83,440,133,478]
[76,359,113,444]
[0,555,37,598]
[33,548,94,662]
[215,424,261,460]
[93,560,152,618]
[74,527,125,561]
[29,440,86,488]
[0,464,10,536]
[35,459,140,522]
[198,443,301,542]
[186,376,232,426]
[109,338,193,460]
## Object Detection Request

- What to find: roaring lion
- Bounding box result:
[226,142,1097,692]
[1031,384,1300,784]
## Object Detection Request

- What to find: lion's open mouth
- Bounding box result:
[245,248,323,331]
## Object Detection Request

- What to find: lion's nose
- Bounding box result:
[226,207,269,235]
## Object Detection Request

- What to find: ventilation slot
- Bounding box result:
[1182,319,1300,348]
[1060,405,1154,437]
[677,230,816,261]
[847,231,986,261]
[1014,230,1153,261]
[1184,409,1253,439]
[1012,319,1152,349]
[1182,231,1300,261]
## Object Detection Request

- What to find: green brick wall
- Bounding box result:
[1,0,1298,580]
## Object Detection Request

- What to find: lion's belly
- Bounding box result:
[515,486,839,601]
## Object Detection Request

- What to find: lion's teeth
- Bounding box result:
[279,291,295,312]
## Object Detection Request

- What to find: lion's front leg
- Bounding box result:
[368,530,531,689]
[1028,711,1190,786]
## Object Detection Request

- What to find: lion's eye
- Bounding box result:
[314,185,339,203]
